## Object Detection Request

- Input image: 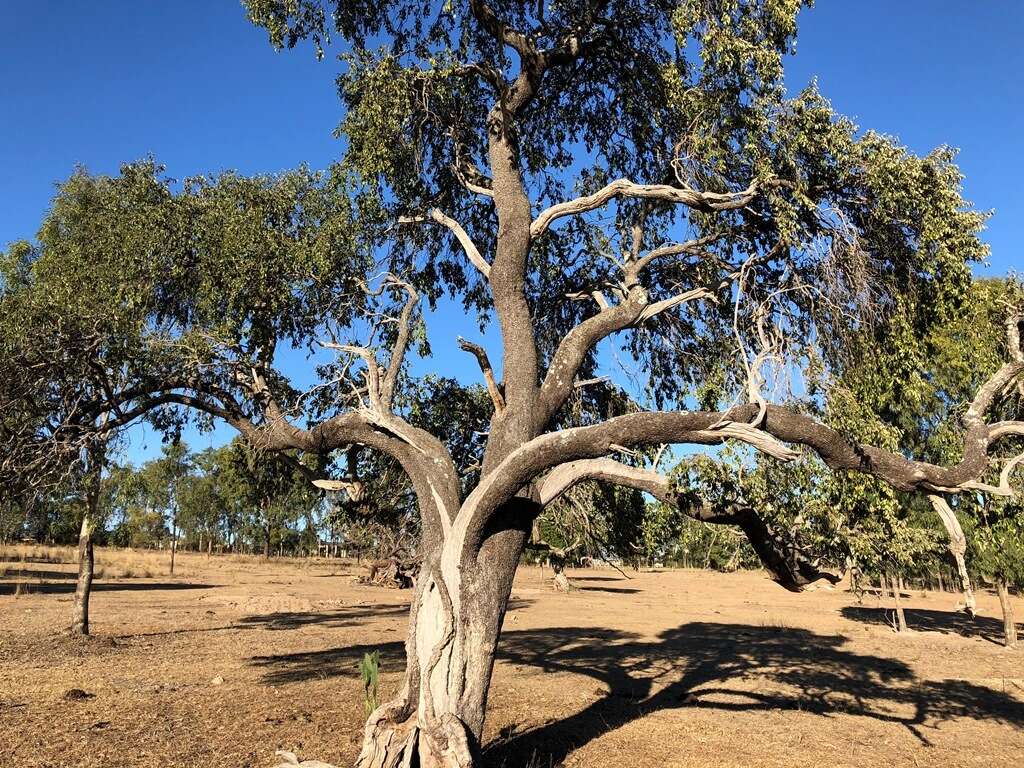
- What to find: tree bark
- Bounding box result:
[356,503,528,768]
[888,571,908,633]
[169,515,177,576]
[70,511,95,635]
[928,495,977,615]
[996,578,1018,649]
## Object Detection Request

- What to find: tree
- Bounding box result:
[5,3,1024,765]
[970,494,1024,648]
[0,194,146,634]
[222,439,318,558]
[139,442,193,573]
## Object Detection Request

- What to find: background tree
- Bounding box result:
[969,491,1024,648]
[222,440,318,558]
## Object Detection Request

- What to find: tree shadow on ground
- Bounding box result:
[239,604,410,631]
[248,619,1024,762]
[574,585,641,594]
[249,599,533,683]
[252,639,407,685]
[0,568,76,581]
[0,580,217,596]
[840,605,1010,644]
[485,622,1024,766]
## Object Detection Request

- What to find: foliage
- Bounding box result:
[360,651,381,715]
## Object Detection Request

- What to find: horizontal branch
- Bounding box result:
[538,457,842,592]
[457,380,1024,561]
[531,179,769,240]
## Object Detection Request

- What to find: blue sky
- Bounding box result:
[2,1,1021,463]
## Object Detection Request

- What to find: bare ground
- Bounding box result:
[1,548,1022,767]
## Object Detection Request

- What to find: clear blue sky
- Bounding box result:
[2,1,1021,462]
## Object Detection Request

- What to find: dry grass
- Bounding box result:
[2,564,1023,767]
[0,543,356,583]
[756,615,796,631]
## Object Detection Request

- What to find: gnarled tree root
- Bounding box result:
[356,699,473,768]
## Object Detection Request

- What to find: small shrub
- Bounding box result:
[360,651,381,715]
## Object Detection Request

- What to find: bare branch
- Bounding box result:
[530,178,773,240]
[379,277,419,408]
[398,210,491,278]
[538,458,671,507]
[635,286,717,323]
[631,232,727,274]
[456,336,505,412]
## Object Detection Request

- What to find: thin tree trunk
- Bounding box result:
[996,578,1018,649]
[703,528,719,570]
[889,571,908,633]
[928,495,976,615]
[70,512,95,635]
[169,514,177,576]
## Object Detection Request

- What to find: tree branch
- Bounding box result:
[537,457,842,592]
[531,178,772,240]
[399,210,491,279]
[457,337,505,412]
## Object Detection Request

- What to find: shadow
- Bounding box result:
[566,576,630,583]
[0,568,75,581]
[486,622,1024,766]
[252,640,407,685]
[0,581,217,596]
[239,604,410,631]
[249,620,1024,760]
[247,599,534,684]
[115,624,258,640]
[575,586,641,594]
[841,606,1008,643]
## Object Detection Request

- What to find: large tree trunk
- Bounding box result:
[71,512,95,635]
[357,516,527,768]
[996,578,1018,649]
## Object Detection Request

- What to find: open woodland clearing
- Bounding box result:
[1,549,1022,768]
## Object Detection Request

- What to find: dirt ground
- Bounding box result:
[1,548,1022,768]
